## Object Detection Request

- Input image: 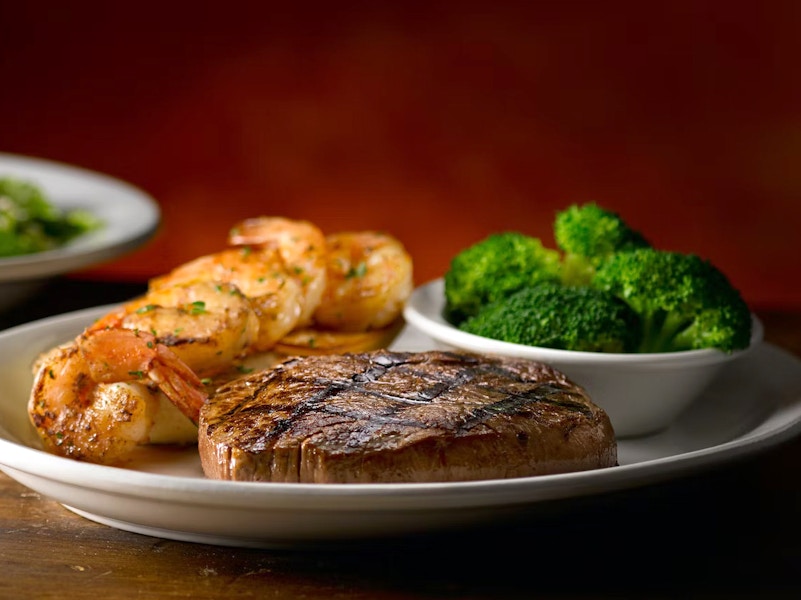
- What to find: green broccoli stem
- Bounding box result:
[638,310,696,353]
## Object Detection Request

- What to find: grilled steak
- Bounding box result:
[199,350,617,483]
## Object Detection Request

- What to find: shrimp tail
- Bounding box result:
[78,328,207,424]
[150,344,208,423]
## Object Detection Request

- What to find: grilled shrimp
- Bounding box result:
[28,328,207,464]
[149,246,304,352]
[90,280,259,378]
[313,231,414,332]
[227,216,327,328]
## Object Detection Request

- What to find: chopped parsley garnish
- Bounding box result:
[188,301,207,315]
[346,261,367,279]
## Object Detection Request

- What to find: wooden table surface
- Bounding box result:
[1,278,800,599]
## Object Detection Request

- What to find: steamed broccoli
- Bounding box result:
[592,248,752,353]
[443,232,561,324]
[459,283,642,353]
[554,203,650,285]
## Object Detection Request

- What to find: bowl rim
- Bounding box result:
[403,278,764,367]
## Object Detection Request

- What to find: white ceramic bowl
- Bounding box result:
[403,279,764,438]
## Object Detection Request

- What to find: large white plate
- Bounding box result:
[0,153,159,306]
[1,307,800,548]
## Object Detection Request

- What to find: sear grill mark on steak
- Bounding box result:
[199,350,618,483]
[216,374,588,442]
[486,383,596,417]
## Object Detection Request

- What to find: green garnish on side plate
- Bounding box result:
[0,176,103,257]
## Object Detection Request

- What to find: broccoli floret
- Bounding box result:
[554,203,650,285]
[592,248,752,353]
[459,283,642,353]
[443,232,561,324]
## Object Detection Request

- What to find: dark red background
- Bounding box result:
[2,1,799,309]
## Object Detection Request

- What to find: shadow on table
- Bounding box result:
[134,458,800,599]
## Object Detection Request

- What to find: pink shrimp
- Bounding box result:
[28,328,207,465]
[227,216,328,328]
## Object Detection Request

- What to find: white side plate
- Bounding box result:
[0,152,160,283]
